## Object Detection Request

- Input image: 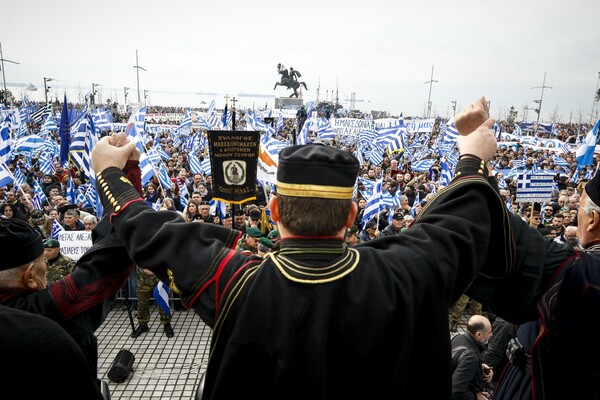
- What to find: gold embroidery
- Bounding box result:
[275,181,353,199]
[120,176,133,186]
[167,268,181,295]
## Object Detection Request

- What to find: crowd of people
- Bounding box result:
[1,95,599,399]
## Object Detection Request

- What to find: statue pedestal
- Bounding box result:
[275,97,303,110]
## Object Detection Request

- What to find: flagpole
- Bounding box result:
[231,97,237,130]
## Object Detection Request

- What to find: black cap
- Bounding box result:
[276,144,358,199]
[392,212,404,220]
[0,219,44,270]
[347,225,359,235]
[585,173,600,206]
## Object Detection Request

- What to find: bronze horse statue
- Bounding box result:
[274,63,308,98]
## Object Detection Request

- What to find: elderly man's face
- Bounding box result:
[44,247,61,261]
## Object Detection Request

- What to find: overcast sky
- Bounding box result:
[1,0,599,123]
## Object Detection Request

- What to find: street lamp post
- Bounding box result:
[591,72,600,123]
[124,87,129,105]
[143,90,149,106]
[451,100,457,117]
[424,65,438,118]
[43,77,54,104]
[91,83,101,105]
[133,50,147,103]
[0,42,20,104]
[530,71,553,127]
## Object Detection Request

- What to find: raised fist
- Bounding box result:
[454,96,489,136]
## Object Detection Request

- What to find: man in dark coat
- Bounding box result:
[451,315,494,399]
[91,109,509,399]
[491,171,600,400]
[380,211,403,237]
[0,305,103,399]
[0,159,139,387]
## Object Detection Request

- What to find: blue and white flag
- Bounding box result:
[153,281,172,316]
[177,109,192,131]
[576,119,600,167]
[0,115,11,164]
[411,158,436,172]
[41,114,59,132]
[0,163,13,187]
[277,110,284,132]
[51,219,65,239]
[200,158,212,176]
[156,162,172,191]
[14,135,45,154]
[188,152,204,175]
[13,165,25,185]
[362,178,383,227]
[440,160,452,187]
[316,118,334,140]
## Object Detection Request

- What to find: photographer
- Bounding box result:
[451,315,494,400]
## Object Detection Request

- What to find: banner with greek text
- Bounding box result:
[208,130,260,204]
[330,118,376,137]
[57,231,93,261]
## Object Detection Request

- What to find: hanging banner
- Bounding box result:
[207,130,260,204]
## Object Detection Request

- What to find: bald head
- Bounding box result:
[466,315,493,345]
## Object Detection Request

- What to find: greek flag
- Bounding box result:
[90,107,113,133]
[188,152,203,175]
[13,165,25,185]
[552,155,570,167]
[441,121,460,144]
[179,182,189,209]
[411,158,436,172]
[513,124,523,136]
[41,114,59,132]
[66,178,77,204]
[361,178,383,228]
[138,152,155,186]
[209,199,227,219]
[32,181,47,207]
[576,119,600,167]
[156,162,172,191]
[0,116,11,164]
[196,114,212,130]
[125,107,147,139]
[296,119,311,145]
[0,163,13,187]
[38,150,55,176]
[153,281,172,316]
[14,135,45,154]
[440,160,453,187]
[201,158,211,176]
[246,111,275,136]
[316,118,334,140]
[177,109,192,131]
[277,110,284,132]
[51,219,65,239]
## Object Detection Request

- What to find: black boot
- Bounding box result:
[163,323,174,338]
[131,324,149,338]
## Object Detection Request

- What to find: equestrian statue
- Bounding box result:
[273,63,308,98]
